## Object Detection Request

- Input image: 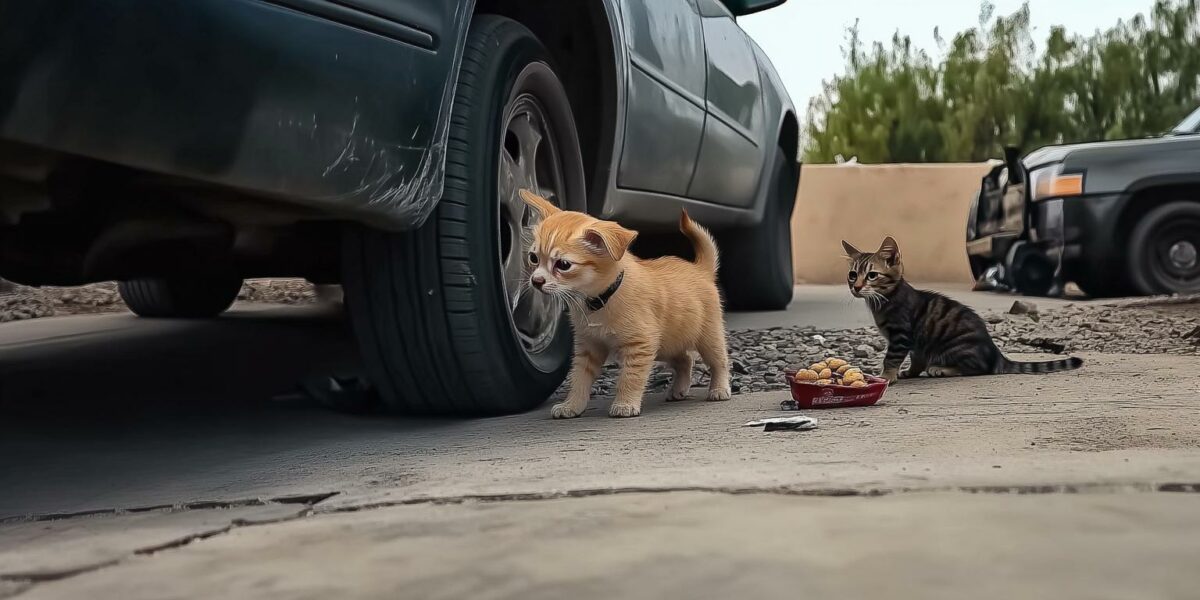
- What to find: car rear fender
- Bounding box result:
[0,0,475,231]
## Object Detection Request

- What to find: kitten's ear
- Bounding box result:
[583,221,638,261]
[877,236,901,265]
[519,189,561,219]
[841,240,863,259]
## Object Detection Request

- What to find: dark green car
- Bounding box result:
[967,107,1200,298]
[0,0,799,414]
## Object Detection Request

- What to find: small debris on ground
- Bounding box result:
[298,374,380,414]
[1009,300,1040,322]
[743,416,818,432]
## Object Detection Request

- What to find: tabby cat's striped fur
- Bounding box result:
[842,237,1083,383]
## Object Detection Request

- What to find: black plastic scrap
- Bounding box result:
[743,416,817,432]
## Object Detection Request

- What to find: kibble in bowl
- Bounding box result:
[788,357,878,390]
[842,370,865,384]
[794,369,820,381]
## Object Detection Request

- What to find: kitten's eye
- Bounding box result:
[867,272,880,280]
[847,270,858,280]
[554,259,572,272]
[527,252,539,265]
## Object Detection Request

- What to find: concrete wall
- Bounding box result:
[790,163,991,284]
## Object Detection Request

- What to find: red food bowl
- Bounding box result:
[783,370,889,409]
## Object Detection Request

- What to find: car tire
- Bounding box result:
[717,151,797,311]
[1004,241,1055,297]
[1127,201,1200,295]
[341,15,585,415]
[118,277,243,318]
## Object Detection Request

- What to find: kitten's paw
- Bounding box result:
[926,366,961,378]
[881,370,899,385]
[608,402,642,418]
[666,389,690,402]
[706,386,732,402]
[551,402,584,419]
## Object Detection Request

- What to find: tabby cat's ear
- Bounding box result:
[841,240,862,259]
[877,236,901,265]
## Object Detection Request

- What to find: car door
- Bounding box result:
[688,0,766,207]
[616,0,707,197]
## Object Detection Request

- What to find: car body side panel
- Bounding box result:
[316,0,447,37]
[688,14,765,207]
[614,0,707,196]
[688,113,763,206]
[698,17,764,137]
[619,0,708,98]
[601,18,794,231]
[1061,137,1200,196]
[0,0,472,230]
[618,69,708,197]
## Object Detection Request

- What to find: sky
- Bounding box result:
[740,0,1159,112]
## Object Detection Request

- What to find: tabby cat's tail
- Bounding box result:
[998,356,1084,374]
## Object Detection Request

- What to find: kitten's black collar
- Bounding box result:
[586,271,624,311]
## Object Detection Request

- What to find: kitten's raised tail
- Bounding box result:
[679,209,719,275]
[999,356,1084,374]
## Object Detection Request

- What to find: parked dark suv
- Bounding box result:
[0,0,800,414]
[967,107,1200,298]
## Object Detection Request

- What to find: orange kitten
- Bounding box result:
[519,189,731,418]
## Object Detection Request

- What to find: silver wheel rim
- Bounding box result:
[1168,240,1197,270]
[497,63,566,361]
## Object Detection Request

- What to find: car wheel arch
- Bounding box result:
[471,0,622,216]
[774,110,800,212]
[1115,182,1200,249]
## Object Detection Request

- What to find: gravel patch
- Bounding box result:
[235,279,323,305]
[0,282,122,323]
[0,279,325,323]
[563,294,1200,398]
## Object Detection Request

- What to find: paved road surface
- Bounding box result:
[3,285,1197,599]
[0,285,1094,517]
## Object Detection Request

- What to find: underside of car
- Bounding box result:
[0,0,799,416]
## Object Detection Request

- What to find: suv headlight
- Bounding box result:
[1029,163,1084,201]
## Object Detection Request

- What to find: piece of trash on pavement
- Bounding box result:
[743,416,817,432]
[1008,299,1040,322]
[298,374,380,414]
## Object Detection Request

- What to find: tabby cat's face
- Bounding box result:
[842,237,904,300]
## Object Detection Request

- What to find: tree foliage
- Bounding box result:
[804,0,1200,163]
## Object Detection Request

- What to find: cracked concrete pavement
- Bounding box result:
[2,287,1199,598]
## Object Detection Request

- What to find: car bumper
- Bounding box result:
[0,0,470,230]
[1032,193,1124,282]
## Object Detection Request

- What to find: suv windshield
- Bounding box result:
[1171,107,1200,134]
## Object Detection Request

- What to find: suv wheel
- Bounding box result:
[342,16,585,415]
[1128,201,1200,295]
[119,276,243,318]
[717,151,797,311]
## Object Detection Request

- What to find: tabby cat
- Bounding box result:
[842,237,1083,383]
